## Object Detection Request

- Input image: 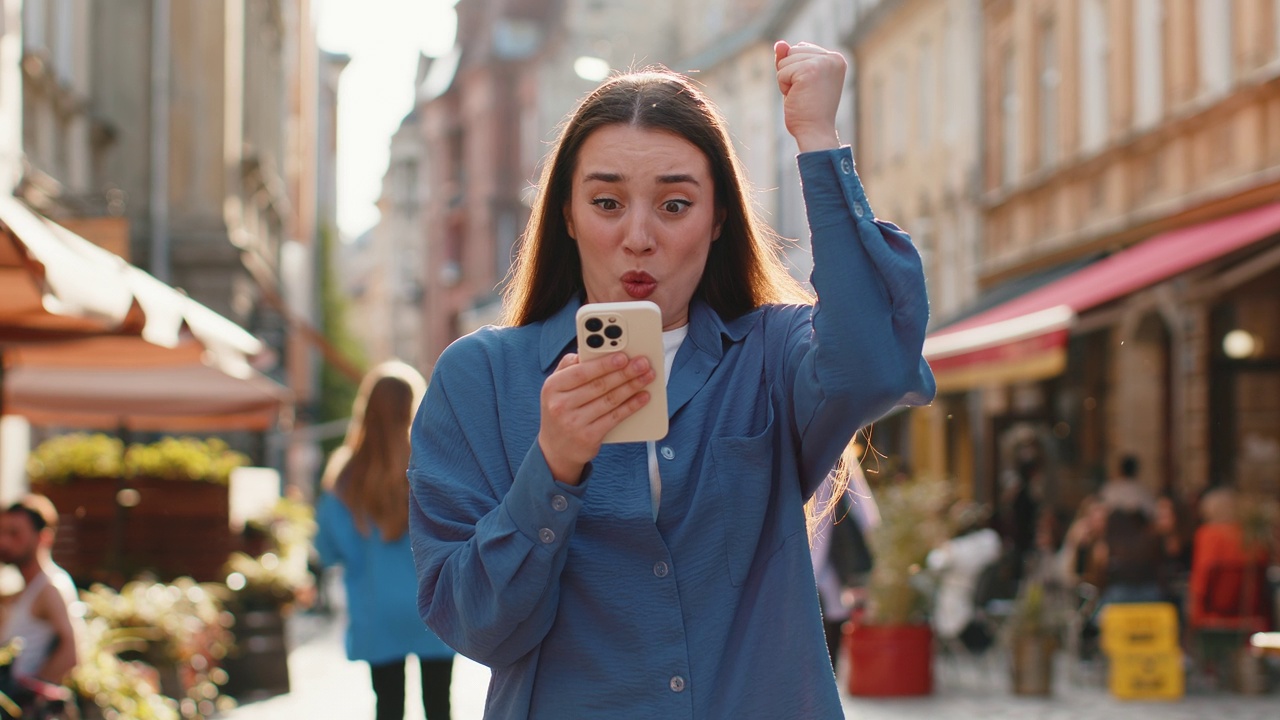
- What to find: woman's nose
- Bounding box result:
[621,213,656,255]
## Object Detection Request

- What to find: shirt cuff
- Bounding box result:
[797,145,873,223]
[502,441,590,551]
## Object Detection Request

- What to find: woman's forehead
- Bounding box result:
[574,125,711,179]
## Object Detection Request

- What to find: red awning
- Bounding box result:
[925,201,1280,390]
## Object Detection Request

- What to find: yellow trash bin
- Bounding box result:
[1100,602,1179,655]
[1108,649,1185,701]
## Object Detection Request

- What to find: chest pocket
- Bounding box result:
[708,404,779,587]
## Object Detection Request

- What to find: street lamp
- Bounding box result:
[574,55,610,83]
[1222,329,1257,359]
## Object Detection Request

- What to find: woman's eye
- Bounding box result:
[662,199,691,214]
[590,197,619,211]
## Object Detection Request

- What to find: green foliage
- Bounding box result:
[26,434,249,485]
[864,474,951,626]
[1009,580,1049,635]
[25,433,124,482]
[225,497,317,612]
[72,579,237,719]
[1240,491,1279,554]
[317,221,367,457]
[123,437,249,484]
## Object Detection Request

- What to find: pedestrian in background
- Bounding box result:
[811,459,877,672]
[0,494,82,688]
[409,40,934,718]
[315,361,455,720]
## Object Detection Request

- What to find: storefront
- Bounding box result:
[916,201,1280,523]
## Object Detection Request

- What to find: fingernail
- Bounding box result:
[612,353,627,368]
[632,357,650,372]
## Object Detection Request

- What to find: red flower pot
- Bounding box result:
[844,622,934,696]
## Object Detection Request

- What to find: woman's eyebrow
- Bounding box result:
[658,174,699,185]
[581,171,700,186]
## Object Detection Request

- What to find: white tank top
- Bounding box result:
[1,573,57,679]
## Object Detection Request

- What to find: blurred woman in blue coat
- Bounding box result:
[316,361,455,720]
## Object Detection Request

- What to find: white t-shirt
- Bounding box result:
[645,326,688,520]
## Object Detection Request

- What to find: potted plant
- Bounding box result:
[1005,578,1065,696]
[844,473,950,697]
[71,578,235,719]
[27,433,249,584]
[219,497,316,702]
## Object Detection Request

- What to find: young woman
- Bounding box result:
[409,41,934,718]
[315,362,455,720]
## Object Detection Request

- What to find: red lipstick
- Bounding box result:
[621,271,657,299]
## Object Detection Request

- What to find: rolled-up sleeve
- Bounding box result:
[785,146,936,491]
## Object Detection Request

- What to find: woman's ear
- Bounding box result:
[564,203,577,241]
[713,206,727,241]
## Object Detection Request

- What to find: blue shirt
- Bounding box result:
[408,146,935,718]
[314,492,455,664]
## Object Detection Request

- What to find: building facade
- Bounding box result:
[12,0,328,488]
[848,0,986,494]
[925,0,1280,517]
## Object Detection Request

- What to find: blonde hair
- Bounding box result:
[1199,487,1239,525]
[806,438,864,539]
[321,361,426,541]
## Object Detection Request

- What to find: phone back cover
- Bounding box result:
[575,301,669,443]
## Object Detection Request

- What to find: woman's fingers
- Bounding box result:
[538,352,656,481]
[774,42,847,151]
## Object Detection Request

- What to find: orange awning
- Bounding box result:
[925,201,1280,391]
[0,195,137,339]
[1,196,292,431]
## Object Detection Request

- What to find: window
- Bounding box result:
[1196,0,1232,96]
[1038,17,1059,168]
[891,60,907,160]
[1133,0,1164,129]
[1001,46,1018,187]
[868,74,883,170]
[1080,0,1109,153]
[942,13,959,144]
[53,0,73,84]
[918,38,934,148]
[1274,0,1280,62]
[22,0,46,50]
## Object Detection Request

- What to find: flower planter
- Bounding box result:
[845,622,934,696]
[34,476,232,584]
[219,608,291,702]
[1010,633,1056,696]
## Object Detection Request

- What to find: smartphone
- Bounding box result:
[575,301,669,444]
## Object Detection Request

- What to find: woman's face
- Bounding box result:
[564,124,725,330]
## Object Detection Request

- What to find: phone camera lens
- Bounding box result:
[604,325,623,340]
[586,334,605,349]
[585,317,603,332]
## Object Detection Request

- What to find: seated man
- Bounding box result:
[927,502,1002,653]
[0,494,81,688]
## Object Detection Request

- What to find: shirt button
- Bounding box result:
[538,528,555,544]
[653,561,669,578]
[669,675,685,693]
[853,204,865,218]
[660,446,675,461]
[840,156,853,174]
[551,495,568,512]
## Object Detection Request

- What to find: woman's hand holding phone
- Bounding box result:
[537,351,656,485]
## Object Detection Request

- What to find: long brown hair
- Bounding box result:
[502,68,808,326]
[321,361,426,541]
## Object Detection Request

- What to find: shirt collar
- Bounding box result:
[537,295,757,372]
